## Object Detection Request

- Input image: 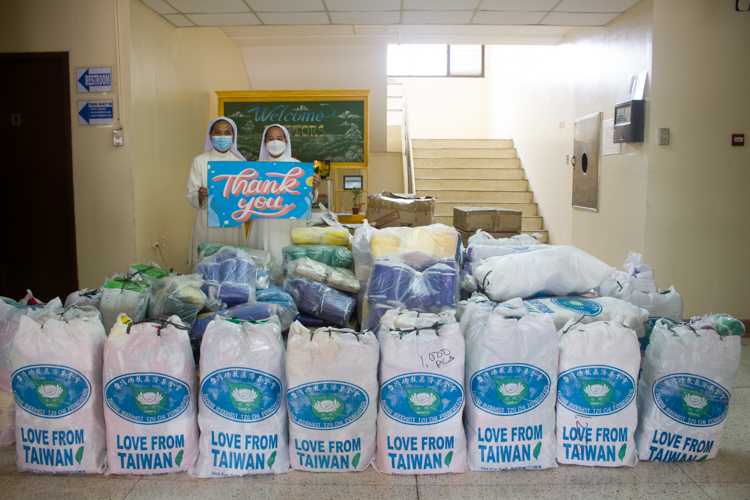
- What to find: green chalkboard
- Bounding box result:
[218,90,370,167]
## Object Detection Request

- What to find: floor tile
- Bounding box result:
[138,464,416,485]
[740,340,749,365]
[124,481,417,500]
[417,482,711,500]
[0,474,139,500]
[696,483,750,500]
[415,460,690,486]
[735,360,750,389]
[0,444,17,474]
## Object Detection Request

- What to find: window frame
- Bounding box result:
[387,45,485,78]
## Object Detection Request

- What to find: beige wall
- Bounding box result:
[402,77,489,139]
[0,0,138,289]
[646,0,750,317]
[129,0,251,274]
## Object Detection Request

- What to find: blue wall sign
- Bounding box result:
[76,67,113,93]
[77,100,113,126]
[208,161,314,227]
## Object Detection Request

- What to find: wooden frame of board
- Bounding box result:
[217,90,370,168]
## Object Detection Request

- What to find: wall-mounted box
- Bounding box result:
[614,99,645,143]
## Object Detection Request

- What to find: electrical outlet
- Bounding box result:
[657,128,670,145]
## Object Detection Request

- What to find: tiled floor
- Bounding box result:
[1,342,748,500]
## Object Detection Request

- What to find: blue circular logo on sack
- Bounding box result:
[558,365,635,416]
[652,373,730,427]
[12,364,91,419]
[381,372,464,426]
[105,373,191,425]
[470,363,551,416]
[287,381,368,430]
[551,298,603,316]
[200,367,282,423]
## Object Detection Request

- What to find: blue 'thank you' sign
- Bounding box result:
[207,161,314,227]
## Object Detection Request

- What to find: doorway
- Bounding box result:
[0,52,78,302]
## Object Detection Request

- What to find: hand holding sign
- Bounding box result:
[207,161,314,227]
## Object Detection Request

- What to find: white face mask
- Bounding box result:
[266,139,286,157]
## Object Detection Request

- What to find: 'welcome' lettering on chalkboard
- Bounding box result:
[244,104,336,123]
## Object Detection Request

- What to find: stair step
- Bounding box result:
[523,231,548,244]
[435,215,544,231]
[415,168,524,180]
[412,139,514,148]
[434,202,539,217]
[414,148,517,159]
[417,190,534,203]
[413,158,522,169]
[416,179,528,191]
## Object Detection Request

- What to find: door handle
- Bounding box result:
[571,155,576,168]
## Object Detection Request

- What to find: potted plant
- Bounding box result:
[351,188,364,215]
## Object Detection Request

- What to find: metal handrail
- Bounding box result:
[387,81,416,194]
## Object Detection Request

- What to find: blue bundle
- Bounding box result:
[363,259,459,331]
[283,275,355,327]
[256,284,297,310]
[194,248,256,306]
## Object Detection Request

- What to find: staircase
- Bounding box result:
[412,139,549,243]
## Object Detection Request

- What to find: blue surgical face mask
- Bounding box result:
[212,135,233,152]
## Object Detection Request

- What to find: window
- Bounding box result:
[387,44,484,77]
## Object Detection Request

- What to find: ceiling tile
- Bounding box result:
[246,0,325,12]
[185,13,261,26]
[139,0,177,15]
[256,12,331,24]
[402,10,475,23]
[326,0,401,11]
[481,0,558,11]
[403,0,481,11]
[330,11,401,24]
[473,11,547,24]
[162,14,195,26]
[555,0,640,13]
[168,0,249,13]
[541,12,620,25]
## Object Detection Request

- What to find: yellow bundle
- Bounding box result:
[291,227,350,246]
[371,224,459,261]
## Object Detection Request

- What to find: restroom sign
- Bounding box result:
[76,67,112,93]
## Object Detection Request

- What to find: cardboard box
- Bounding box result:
[453,206,522,233]
[366,192,435,228]
[457,228,520,246]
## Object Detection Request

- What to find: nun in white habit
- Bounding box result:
[247,124,320,276]
[186,116,246,270]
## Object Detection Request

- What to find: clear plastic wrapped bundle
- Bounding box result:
[596,251,657,296]
[282,244,353,269]
[256,284,297,311]
[363,259,459,332]
[289,257,360,293]
[127,262,170,283]
[149,274,207,327]
[283,276,355,327]
[64,288,102,309]
[194,247,257,306]
[290,227,350,246]
[100,275,151,334]
[467,231,543,247]
[197,242,272,271]
[466,243,555,262]
[353,220,378,283]
[370,223,459,271]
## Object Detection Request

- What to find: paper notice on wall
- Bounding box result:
[628,71,647,100]
[602,119,620,156]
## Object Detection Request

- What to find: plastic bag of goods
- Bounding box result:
[370,224,459,271]
[465,311,558,470]
[104,316,198,475]
[0,298,63,446]
[256,285,297,311]
[11,310,107,473]
[375,311,466,474]
[556,320,640,467]
[127,262,170,284]
[466,243,555,262]
[473,246,615,301]
[286,323,379,472]
[288,257,360,293]
[197,242,273,272]
[190,316,289,477]
[611,285,683,354]
[194,247,257,306]
[597,252,657,296]
[353,221,378,282]
[457,294,527,336]
[64,288,102,309]
[524,297,649,338]
[283,276,354,327]
[635,315,744,462]
[100,276,151,334]
[363,259,459,332]
[191,301,298,349]
[467,232,542,247]
[290,227,350,246]
[282,245,353,270]
[149,275,207,327]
